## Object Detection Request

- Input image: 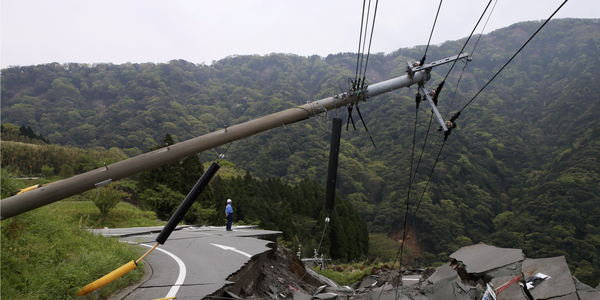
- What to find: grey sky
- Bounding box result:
[1,0,598,69]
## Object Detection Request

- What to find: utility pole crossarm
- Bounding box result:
[407,52,471,75]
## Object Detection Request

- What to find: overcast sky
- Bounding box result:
[1,0,599,69]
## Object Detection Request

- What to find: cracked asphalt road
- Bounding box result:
[93,226,281,299]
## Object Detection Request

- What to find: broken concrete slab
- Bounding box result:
[376,269,401,287]
[314,285,327,296]
[356,288,401,300]
[358,275,377,289]
[426,280,473,300]
[325,286,354,297]
[573,278,600,300]
[491,276,528,300]
[371,282,394,293]
[543,294,579,300]
[426,263,457,284]
[307,268,339,288]
[402,274,421,286]
[456,280,481,299]
[522,256,577,300]
[485,260,523,279]
[450,243,524,274]
[292,290,313,300]
[314,292,338,299]
[224,291,243,299]
[577,289,600,300]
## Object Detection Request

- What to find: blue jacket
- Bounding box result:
[226,204,233,215]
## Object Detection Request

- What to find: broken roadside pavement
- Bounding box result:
[214,243,599,300]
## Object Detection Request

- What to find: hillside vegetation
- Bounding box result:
[0,169,148,299]
[2,19,599,285]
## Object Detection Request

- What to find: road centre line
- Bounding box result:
[141,243,187,298]
[210,243,252,258]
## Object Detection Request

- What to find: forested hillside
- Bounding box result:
[2,18,599,285]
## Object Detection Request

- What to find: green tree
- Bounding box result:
[136,134,215,224]
[139,184,185,221]
[59,164,74,177]
[90,185,127,224]
[41,165,54,178]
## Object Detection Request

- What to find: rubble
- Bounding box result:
[213,244,329,299]
[521,256,576,299]
[212,243,599,300]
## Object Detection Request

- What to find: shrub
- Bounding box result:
[59,164,74,177]
[90,185,127,224]
[41,165,54,178]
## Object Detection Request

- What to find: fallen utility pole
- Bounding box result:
[0,54,470,219]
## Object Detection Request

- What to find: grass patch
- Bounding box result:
[2,173,165,299]
[313,262,377,286]
[1,205,147,299]
[48,200,165,228]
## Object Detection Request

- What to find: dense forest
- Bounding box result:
[1,18,599,285]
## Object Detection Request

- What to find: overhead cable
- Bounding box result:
[353,0,380,89]
[360,0,380,84]
[420,0,444,66]
[471,0,499,56]
[394,112,435,270]
[404,138,448,249]
[353,0,368,88]
[358,0,372,85]
[443,0,493,82]
[459,0,569,113]
[444,0,497,118]
[392,1,494,278]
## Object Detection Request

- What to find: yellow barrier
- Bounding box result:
[16,184,43,195]
[76,260,137,296]
[77,243,158,296]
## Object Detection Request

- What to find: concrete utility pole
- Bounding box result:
[0,54,470,219]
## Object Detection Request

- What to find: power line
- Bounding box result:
[391,2,494,274]
[361,0,380,84]
[398,0,570,272]
[393,0,500,276]
[420,0,444,66]
[393,112,435,270]
[353,0,368,88]
[444,0,498,118]
[405,138,448,243]
[471,0,499,56]
[353,0,380,89]
[443,0,493,82]
[357,0,373,85]
[459,0,569,113]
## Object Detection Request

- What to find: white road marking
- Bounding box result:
[141,243,187,298]
[210,243,252,258]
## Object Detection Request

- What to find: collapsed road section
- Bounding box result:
[350,243,599,300]
[212,242,600,300]
[97,224,599,300]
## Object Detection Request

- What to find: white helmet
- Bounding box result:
[227,199,232,203]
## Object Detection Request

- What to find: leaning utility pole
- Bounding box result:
[0,54,470,220]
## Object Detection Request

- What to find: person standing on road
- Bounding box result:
[225,199,234,231]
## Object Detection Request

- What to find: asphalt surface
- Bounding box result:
[90,225,281,300]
